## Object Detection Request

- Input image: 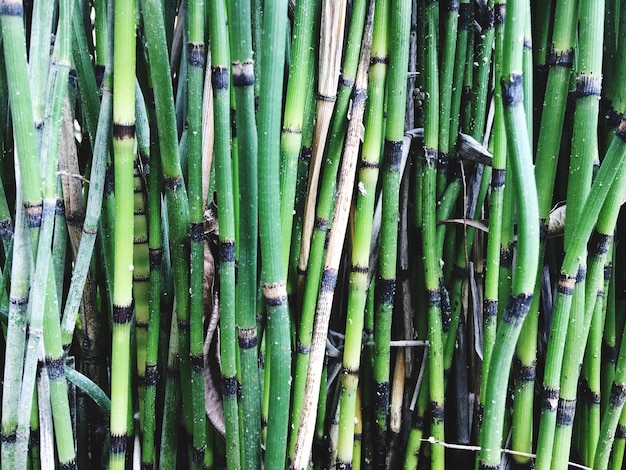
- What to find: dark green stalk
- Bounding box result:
[470,0,494,141]
[208,0,246,467]
[478,0,539,467]
[289,0,367,457]
[449,0,470,153]
[279,0,318,275]
[159,314,181,468]
[187,0,207,465]
[140,0,193,439]
[110,0,136,465]
[141,97,163,468]
[290,3,374,465]
[437,0,459,195]
[336,0,388,466]
[482,0,506,433]
[257,0,291,464]
[373,0,410,463]
[229,0,259,463]
[421,0,445,467]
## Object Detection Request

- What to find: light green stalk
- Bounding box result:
[110,0,136,465]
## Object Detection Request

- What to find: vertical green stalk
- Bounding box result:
[187,0,207,465]
[421,0,445,468]
[257,0,291,464]
[470,0,494,141]
[110,0,136,465]
[336,0,388,466]
[478,0,539,467]
[373,0,410,463]
[229,0,259,463]
[140,0,193,439]
[208,0,247,467]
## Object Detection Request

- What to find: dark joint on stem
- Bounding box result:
[376,382,390,408]
[441,284,452,329]
[321,269,339,293]
[589,230,611,256]
[384,140,403,171]
[515,360,536,382]
[494,3,505,26]
[424,147,438,167]
[359,159,379,170]
[343,367,359,377]
[413,415,425,430]
[501,73,524,106]
[187,43,205,68]
[609,383,626,407]
[238,326,257,349]
[484,299,498,320]
[575,74,602,98]
[282,126,302,135]
[222,376,238,397]
[576,265,587,283]
[0,219,14,239]
[354,433,362,441]
[1,430,16,443]
[335,461,352,470]
[164,176,183,191]
[339,75,355,88]
[0,2,23,16]
[10,294,29,308]
[452,263,467,280]
[315,217,329,231]
[301,146,312,161]
[492,168,505,188]
[55,199,66,216]
[177,319,189,332]
[603,343,617,363]
[317,93,337,103]
[219,240,236,262]
[192,446,205,464]
[113,304,133,324]
[110,434,127,455]
[541,387,559,412]
[351,264,369,274]
[556,398,577,426]
[59,461,77,470]
[189,222,204,242]
[25,202,43,228]
[459,3,471,29]
[297,342,310,354]
[113,123,136,140]
[134,235,149,245]
[82,224,98,236]
[353,89,367,105]
[478,464,499,470]
[429,401,445,423]
[145,364,158,386]
[605,104,624,129]
[370,55,389,66]
[46,356,65,380]
[500,244,513,268]
[605,263,613,281]
[232,60,255,87]
[502,293,532,326]
[149,247,163,269]
[523,37,532,50]
[211,66,229,90]
[446,0,460,12]
[190,354,204,373]
[376,277,396,305]
[557,273,576,295]
[548,46,575,68]
[437,151,449,172]
[616,118,626,143]
[263,282,288,307]
[427,289,441,307]
[617,425,626,439]
[581,378,601,404]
